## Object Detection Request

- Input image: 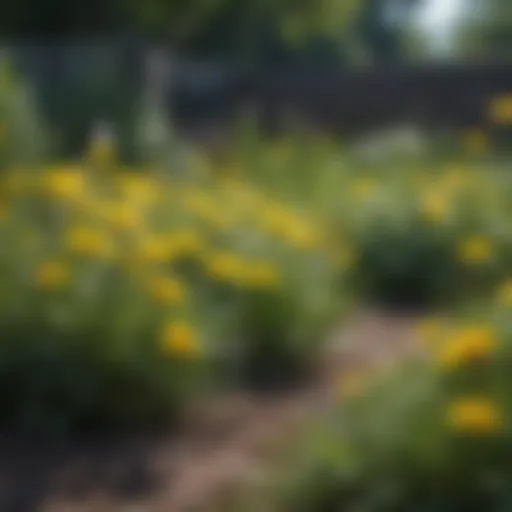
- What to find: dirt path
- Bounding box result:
[0,310,422,512]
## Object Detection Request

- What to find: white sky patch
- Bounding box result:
[414,0,464,56]
[420,0,462,28]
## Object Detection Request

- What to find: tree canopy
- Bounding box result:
[0,0,422,64]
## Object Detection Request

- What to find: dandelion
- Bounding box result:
[420,192,448,224]
[160,321,199,358]
[446,397,503,435]
[34,260,69,289]
[285,219,318,249]
[243,261,279,289]
[119,174,158,205]
[64,227,114,259]
[442,167,470,191]
[103,201,141,231]
[207,252,244,282]
[457,235,493,265]
[43,168,84,199]
[148,275,185,305]
[438,325,495,369]
[137,236,173,263]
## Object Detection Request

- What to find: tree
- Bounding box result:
[454,0,512,60]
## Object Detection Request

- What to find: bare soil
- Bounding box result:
[0,310,421,512]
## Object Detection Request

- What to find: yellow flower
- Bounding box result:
[148,276,185,305]
[34,260,69,289]
[103,201,141,231]
[497,280,512,308]
[420,192,448,224]
[137,236,173,263]
[442,167,470,191]
[259,201,295,237]
[285,219,319,249]
[118,174,158,205]
[43,168,84,199]
[65,227,114,259]
[160,321,199,358]
[438,325,495,369]
[446,397,503,435]
[457,235,493,265]
[207,252,244,282]
[243,261,279,289]
[489,94,512,125]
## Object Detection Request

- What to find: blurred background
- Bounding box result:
[2,0,511,161]
[0,2,511,512]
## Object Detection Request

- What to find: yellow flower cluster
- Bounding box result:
[148,275,185,305]
[206,253,279,289]
[160,321,199,359]
[35,260,69,290]
[457,236,493,265]
[420,192,449,224]
[438,325,495,369]
[43,168,85,199]
[446,397,503,435]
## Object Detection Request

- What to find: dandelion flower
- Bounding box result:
[34,260,69,289]
[161,321,199,358]
[446,397,503,435]
[44,168,84,199]
[457,235,493,265]
[65,227,114,259]
[438,325,495,369]
[148,276,185,305]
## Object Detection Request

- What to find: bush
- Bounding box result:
[0,54,48,168]
[265,294,512,511]
[0,149,345,433]
[339,165,512,308]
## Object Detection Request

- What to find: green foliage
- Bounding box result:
[455,0,512,60]
[0,56,48,168]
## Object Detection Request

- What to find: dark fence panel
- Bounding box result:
[172,62,512,137]
[6,40,512,155]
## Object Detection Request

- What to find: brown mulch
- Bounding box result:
[0,310,422,512]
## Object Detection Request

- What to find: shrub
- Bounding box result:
[341,165,512,308]
[265,294,512,511]
[0,153,346,433]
